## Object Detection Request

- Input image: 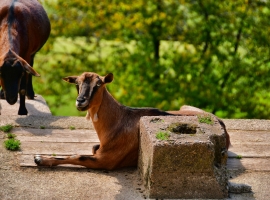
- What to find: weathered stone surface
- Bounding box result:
[0,94,52,116]
[139,116,228,199]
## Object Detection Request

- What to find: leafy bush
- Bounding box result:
[35,1,270,119]
[4,139,21,151]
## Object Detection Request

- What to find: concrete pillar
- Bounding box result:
[139,116,228,199]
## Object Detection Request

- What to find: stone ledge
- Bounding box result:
[223,119,270,131]
[0,94,51,116]
[0,115,93,129]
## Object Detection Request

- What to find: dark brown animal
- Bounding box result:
[34,72,230,170]
[0,0,50,115]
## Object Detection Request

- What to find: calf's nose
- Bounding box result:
[76,96,89,108]
[76,96,86,104]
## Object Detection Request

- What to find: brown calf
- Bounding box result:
[0,0,50,115]
[34,72,230,170]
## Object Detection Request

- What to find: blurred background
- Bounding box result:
[35,0,270,118]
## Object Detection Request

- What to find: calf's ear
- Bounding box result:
[104,73,113,84]
[7,49,40,77]
[62,76,78,84]
[22,62,40,77]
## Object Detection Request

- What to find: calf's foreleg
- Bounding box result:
[34,153,120,170]
[26,57,35,99]
[18,76,28,115]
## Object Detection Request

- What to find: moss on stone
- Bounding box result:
[156,131,170,140]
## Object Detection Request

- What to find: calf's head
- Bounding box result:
[0,49,40,104]
[63,72,113,111]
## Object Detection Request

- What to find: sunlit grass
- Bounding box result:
[0,124,13,132]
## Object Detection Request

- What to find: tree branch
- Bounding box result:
[198,0,210,54]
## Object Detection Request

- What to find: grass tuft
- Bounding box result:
[4,138,21,151]
[156,131,170,141]
[7,133,16,139]
[198,114,214,125]
[236,155,242,159]
[0,124,13,132]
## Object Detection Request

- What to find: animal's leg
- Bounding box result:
[18,76,28,115]
[26,74,34,99]
[26,56,35,99]
[92,144,100,154]
[18,93,27,115]
[0,86,2,115]
[0,90,4,99]
[34,154,116,170]
[0,85,1,115]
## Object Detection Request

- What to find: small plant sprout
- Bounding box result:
[7,133,16,139]
[0,124,13,132]
[236,155,242,159]
[150,118,164,123]
[40,126,45,129]
[52,153,56,156]
[156,131,170,141]
[198,114,214,125]
[4,138,21,151]
[70,126,75,130]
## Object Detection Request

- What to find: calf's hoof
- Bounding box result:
[18,107,28,115]
[34,155,58,167]
[34,155,43,166]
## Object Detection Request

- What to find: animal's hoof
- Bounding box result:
[18,107,28,115]
[27,95,35,100]
[34,155,43,165]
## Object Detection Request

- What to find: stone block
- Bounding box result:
[139,116,228,199]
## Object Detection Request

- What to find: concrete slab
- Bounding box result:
[0,94,52,116]
[0,115,93,129]
[223,119,270,131]
[0,95,52,116]
[0,97,269,199]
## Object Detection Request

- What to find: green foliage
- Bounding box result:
[4,130,20,151]
[198,115,214,125]
[40,126,45,129]
[236,155,242,159]
[156,131,170,140]
[4,139,21,151]
[7,133,16,139]
[0,124,13,132]
[69,126,75,130]
[34,0,270,119]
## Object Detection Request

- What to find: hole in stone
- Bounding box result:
[167,123,197,134]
